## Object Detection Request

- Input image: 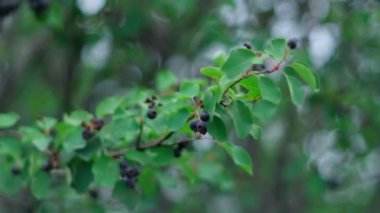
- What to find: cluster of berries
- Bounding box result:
[81,118,105,140]
[0,0,50,18]
[173,141,189,158]
[119,160,140,189]
[145,96,162,119]
[189,111,209,135]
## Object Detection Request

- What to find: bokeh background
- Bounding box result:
[1,0,380,212]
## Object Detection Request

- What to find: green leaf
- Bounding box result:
[214,53,228,67]
[76,138,101,161]
[258,76,281,104]
[96,96,123,117]
[221,49,256,79]
[64,110,93,126]
[113,181,141,209]
[229,100,253,139]
[71,161,94,193]
[250,124,262,140]
[291,63,320,92]
[19,127,51,151]
[200,66,223,80]
[125,150,152,165]
[265,38,286,60]
[0,112,20,129]
[0,137,22,158]
[92,156,119,187]
[219,142,253,175]
[203,87,218,118]
[167,108,190,131]
[36,117,57,131]
[251,100,277,123]
[179,81,200,97]
[63,128,86,152]
[31,171,51,199]
[157,70,177,92]
[285,74,305,106]
[208,115,227,141]
[157,172,178,188]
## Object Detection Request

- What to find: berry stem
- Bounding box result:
[191,97,201,120]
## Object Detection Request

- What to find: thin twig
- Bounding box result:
[135,119,144,151]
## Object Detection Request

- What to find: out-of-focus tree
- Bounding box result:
[1,0,380,212]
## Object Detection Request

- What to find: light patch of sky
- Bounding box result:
[76,0,106,16]
[81,34,112,70]
[308,24,340,68]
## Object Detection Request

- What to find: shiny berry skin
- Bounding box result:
[0,0,20,18]
[11,166,21,175]
[189,120,198,132]
[200,112,209,122]
[196,121,207,135]
[287,38,298,50]
[147,108,157,119]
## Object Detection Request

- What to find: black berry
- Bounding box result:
[28,0,50,17]
[252,63,266,71]
[82,128,94,140]
[243,42,252,49]
[126,167,139,177]
[189,120,198,132]
[119,160,128,170]
[93,118,105,131]
[41,161,53,172]
[124,177,136,188]
[200,112,209,122]
[11,166,21,175]
[0,0,20,18]
[147,108,157,119]
[174,148,182,158]
[287,38,298,50]
[196,121,207,135]
[89,189,98,199]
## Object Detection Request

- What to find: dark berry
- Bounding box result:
[11,166,21,175]
[93,119,105,131]
[28,0,50,17]
[196,121,207,135]
[178,141,188,149]
[200,112,209,122]
[252,63,266,71]
[0,0,20,18]
[147,108,157,119]
[82,128,94,140]
[243,42,252,49]
[287,38,298,50]
[41,161,53,172]
[124,178,136,188]
[174,148,182,158]
[89,189,98,199]
[126,167,139,177]
[189,120,198,132]
[119,160,128,170]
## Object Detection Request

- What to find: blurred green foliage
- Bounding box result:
[1,0,380,212]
